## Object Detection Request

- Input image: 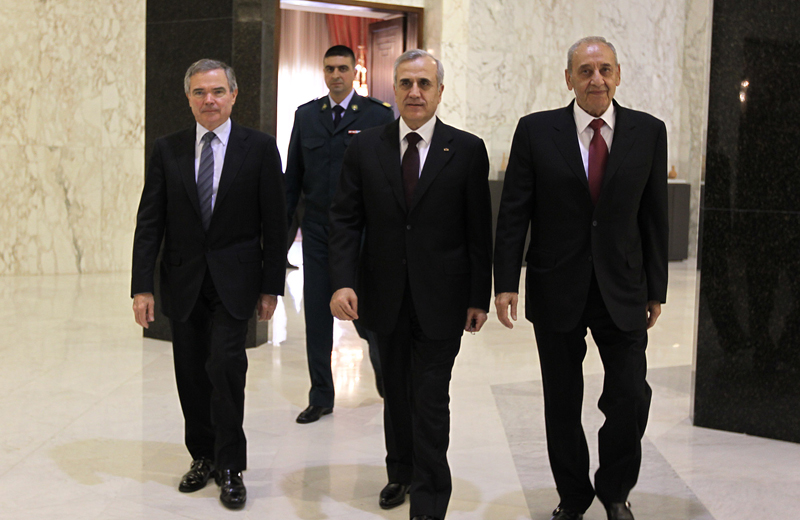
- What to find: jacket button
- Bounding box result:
[406,224,412,230]
[588,255,593,262]
[402,259,407,265]
[592,221,598,227]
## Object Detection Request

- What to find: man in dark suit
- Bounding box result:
[131,59,287,510]
[329,49,493,520]
[285,45,395,424]
[494,37,668,520]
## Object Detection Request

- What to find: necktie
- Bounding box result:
[588,118,608,205]
[333,105,344,128]
[402,132,422,208]
[197,131,215,230]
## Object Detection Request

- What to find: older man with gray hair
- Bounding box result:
[329,49,493,520]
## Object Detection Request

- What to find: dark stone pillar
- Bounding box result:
[694,0,800,442]
[143,0,280,346]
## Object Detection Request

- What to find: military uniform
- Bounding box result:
[286,93,395,409]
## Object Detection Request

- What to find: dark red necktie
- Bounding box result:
[402,132,422,207]
[588,118,608,205]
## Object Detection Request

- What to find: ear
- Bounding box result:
[565,69,574,91]
[230,89,238,104]
[616,64,621,86]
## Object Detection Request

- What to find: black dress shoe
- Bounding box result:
[296,405,333,424]
[605,502,634,520]
[379,482,410,509]
[216,469,247,509]
[376,375,385,398]
[411,516,441,520]
[550,505,584,520]
[178,457,215,493]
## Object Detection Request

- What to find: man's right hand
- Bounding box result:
[330,288,358,321]
[495,292,519,329]
[133,293,156,329]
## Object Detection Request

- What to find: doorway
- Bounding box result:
[276,0,423,163]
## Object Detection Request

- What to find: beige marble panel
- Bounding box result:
[0,0,145,275]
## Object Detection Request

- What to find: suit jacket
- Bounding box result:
[329,118,493,340]
[494,100,668,332]
[285,93,395,225]
[131,120,288,322]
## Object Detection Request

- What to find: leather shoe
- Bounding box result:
[178,457,215,493]
[411,516,440,520]
[216,469,247,509]
[379,482,410,509]
[550,505,584,520]
[296,405,333,424]
[605,502,634,520]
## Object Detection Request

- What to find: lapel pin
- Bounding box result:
[444,148,450,152]
[321,103,328,110]
[352,104,358,111]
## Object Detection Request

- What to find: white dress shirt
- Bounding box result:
[573,102,616,178]
[399,116,437,177]
[194,118,231,211]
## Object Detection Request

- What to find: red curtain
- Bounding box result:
[326,15,380,51]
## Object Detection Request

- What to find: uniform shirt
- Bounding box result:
[329,89,355,119]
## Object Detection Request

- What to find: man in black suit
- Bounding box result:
[131,59,287,510]
[329,49,493,520]
[285,45,395,424]
[494,37,668,520]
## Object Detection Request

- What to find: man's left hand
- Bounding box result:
[646,300,661,329]
[257,294,278,321]
[464,307,488,333]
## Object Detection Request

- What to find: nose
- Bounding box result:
[409,82,421,97]
[590,70,604,84]
[203,92,215,104]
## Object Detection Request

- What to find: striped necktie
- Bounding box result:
[197,131,215,230]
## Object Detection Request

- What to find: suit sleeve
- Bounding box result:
[328,134,366,292]
[260,136,289,295]
[284,109,304,224]
[130,140,167,297]
[493,118,536,295]
[465,139,493,311]
[639,120,669,303]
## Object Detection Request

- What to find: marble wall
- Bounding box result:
[1,0,709,275]
[418,0,712,257]
[0,0,145,275]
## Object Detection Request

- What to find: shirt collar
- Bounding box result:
[329,89,356,110]
[573,101,616,133]
[399,115,437,145]
[196,118,232,146]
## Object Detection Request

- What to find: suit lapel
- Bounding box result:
[603,101,637,188]
[214,121,251,211]
[410,118,454,213]
[317,97,335,135]
[178,128,203,220]
[552,102,590,193]
[377,120,406,211]
[334,94,363,135]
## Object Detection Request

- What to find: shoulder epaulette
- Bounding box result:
[367,97,393,109]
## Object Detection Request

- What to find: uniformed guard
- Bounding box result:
[285,45,395,424]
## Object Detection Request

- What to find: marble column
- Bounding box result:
[144,0,279,345]
[694,0,800,443]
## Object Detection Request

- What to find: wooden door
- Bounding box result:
[368,18,405,118]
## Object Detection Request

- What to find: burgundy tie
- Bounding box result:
[588,118,608,205]
[402,132,422,207]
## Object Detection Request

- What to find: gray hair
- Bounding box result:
[393,49,444,87]
[183,59,238,94]
[567,36,618,72]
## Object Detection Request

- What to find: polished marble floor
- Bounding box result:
[1,249,799,519]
